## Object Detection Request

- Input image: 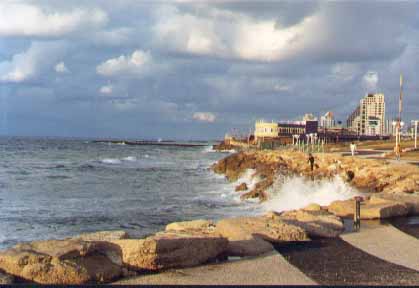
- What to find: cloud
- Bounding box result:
[152,2,415,63]
[55,62,69,73]
[0,41,65,83]
[363,71,379,92]
[193,112,216,123]
[100,84,113,94]
[0,2,108,37]
[96,50,153,77]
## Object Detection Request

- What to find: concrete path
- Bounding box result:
[341,222,419,272]
[114,252,317,285]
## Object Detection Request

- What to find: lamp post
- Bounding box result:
[415,120,418,150]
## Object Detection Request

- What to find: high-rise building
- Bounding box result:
[320,111,335,128]
[347,93,385,136]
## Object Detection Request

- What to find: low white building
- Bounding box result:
[254,120,279,140]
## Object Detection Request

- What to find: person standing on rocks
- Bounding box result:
[350,142,357,156]
[308,153,315,181]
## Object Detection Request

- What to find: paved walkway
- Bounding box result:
[114,252,317,285]
[341,222,419,272]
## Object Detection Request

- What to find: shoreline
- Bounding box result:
[1,148,419,285]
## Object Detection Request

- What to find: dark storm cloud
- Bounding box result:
[0,1,418,140]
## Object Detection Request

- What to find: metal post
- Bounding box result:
[415,120,418,149]
[353,197,361,231]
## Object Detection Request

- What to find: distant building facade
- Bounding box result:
[254,120,279,140]
[347,93,385,136]
[320,111,336,128]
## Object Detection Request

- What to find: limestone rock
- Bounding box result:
[235,182,248,192]
[73,230,129,242]
[215,216,309,257]
[112,230,228,271]
[279,209,344,238]
[216,216,308,243]
[0,270,14,284]
[303,203,322,211]
[165,220,215,232]
[370,193,419,215]
[328,198,408,219]
[0,239,123,284]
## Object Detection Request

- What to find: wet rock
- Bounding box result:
[111,230,228,271]
[72,230,129,242]
[0,270,14,284]
[235,182,248,192]
[0,239,123,284]
[215,216,308,257]
[279,209,344,238]
[165,220,216,232]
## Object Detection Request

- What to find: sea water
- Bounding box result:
[0,137,359,249]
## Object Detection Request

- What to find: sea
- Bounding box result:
[0,137,359,250]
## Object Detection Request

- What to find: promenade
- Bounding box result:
[114,220,419,285]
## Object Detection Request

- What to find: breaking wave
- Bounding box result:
[263,175,361,213]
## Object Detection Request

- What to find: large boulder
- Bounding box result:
[235,182,248,192]
[72,230,129,242]
[0,270,13,284]
[0,239,123,284]
[370,193,419,215]
[215,216,308,256]
[111,230,228,271]
[165,220,215,232]
[278,209,344,238]
[328,198,409,220]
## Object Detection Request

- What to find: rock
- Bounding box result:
[111,230,228,271]
[165,220,215,232]
[0,270,14,284]
[327,200,355,218]
[303,203,322,211]
[73,230,129,241]
[215,216,308,256]
[279,209,344,238]
[0,239,123,284]
[235,182,248,192]
[346,170,355,182]
[224,237,274,257]
[370,193,419,215]
[328,198,409,219]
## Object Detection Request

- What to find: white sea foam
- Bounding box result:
[101,158,122,164]
[202,145,235,154]
[262,176,361,213]
[122,156,137,162]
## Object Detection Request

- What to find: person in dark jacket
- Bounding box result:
[308,153,315,171]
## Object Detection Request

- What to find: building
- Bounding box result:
[320,111,336,128]
[278,120,318,136]
[347,93,385,136]
[303,113,317,121]
[254,120,279,140]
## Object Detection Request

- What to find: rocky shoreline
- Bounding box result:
[1,150,418,285]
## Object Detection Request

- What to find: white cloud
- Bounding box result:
[55,62,69,73]
[100,85,113,94]
[96,50,153,77]
[193,112,216,123]
[0,41,64,83]
[363,71,379,92]
[152,4,312,61]
[0,2,107,37]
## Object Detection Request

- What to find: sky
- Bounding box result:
[0,0,418,140]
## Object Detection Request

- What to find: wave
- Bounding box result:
[262,175,361,213]
[101,158,122,165]
[122,156,137,162]
[202,145,235,154]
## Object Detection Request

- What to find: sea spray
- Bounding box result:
[263,175,361,213]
